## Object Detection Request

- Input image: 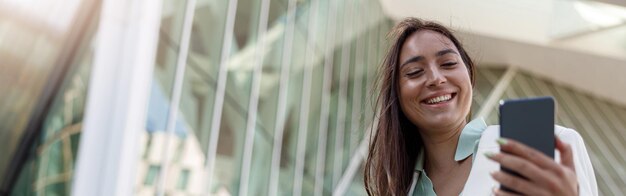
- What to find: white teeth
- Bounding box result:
[426,94,452,104]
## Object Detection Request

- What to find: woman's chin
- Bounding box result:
[422,115,465,129]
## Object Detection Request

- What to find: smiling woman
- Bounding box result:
[397,30,473,139]
[364,18,598,196]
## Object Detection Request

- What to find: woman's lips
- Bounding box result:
[421,93,456,105]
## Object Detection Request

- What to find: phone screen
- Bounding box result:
[499,96,555,193]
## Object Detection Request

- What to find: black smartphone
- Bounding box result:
[499,96,555,193]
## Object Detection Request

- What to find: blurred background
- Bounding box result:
[1,0,626,195]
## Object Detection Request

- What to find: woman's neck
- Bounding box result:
[421,121,466,172]
[422,124,473,196]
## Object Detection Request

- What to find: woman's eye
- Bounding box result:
[406,70,422,77]
[442,62,458,67]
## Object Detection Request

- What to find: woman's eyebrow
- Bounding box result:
[400,49,457,68]
[436,48,458,57]
[400,55,424,68]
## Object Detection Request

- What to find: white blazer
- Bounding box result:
[459,125,598,195]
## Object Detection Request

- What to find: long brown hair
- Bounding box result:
[364,18,476,196]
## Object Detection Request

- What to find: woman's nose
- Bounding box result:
[426,69,446,87]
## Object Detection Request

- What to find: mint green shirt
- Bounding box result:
[411,118,488,196]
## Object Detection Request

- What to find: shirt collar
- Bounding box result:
[455,117,488,161]
[414,117,488,172]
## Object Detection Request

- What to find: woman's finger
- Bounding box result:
[555,136,575,171]
[493,187,523,196]
[497,138,560,172]
[491,137,579,196]
[486,152,557,187]
[491,171,549,196]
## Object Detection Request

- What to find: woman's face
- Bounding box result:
[397,30,472,133]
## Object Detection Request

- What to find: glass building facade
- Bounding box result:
[142,0,391,195]
[2,0,626,195]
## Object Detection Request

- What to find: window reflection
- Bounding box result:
[10,45,94,195]
[0,0,98,194]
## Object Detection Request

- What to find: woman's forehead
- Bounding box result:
[401,30,457,57]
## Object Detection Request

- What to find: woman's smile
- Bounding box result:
[421,92,457,107]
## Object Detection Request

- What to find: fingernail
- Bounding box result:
[496,138,508,145]
[484,152,496,158]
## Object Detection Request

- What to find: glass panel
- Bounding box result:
[176,169,190,190]
[0,0,94,179]
[0,0,98,194]
[9,41,95,195]
[144,165,161,186]
[135,0,192,195]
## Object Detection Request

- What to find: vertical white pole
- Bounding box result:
[239,0,271,194]
[155,0,197,195]
[204,0,239,194]
[267,0,298,195]
[314,1,339,195]
[293,0,321,194]
[348,0,366,158]
[71,0,163,195]
[333,0,355,187]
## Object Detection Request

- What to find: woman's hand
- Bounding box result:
[486,136,578,196]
